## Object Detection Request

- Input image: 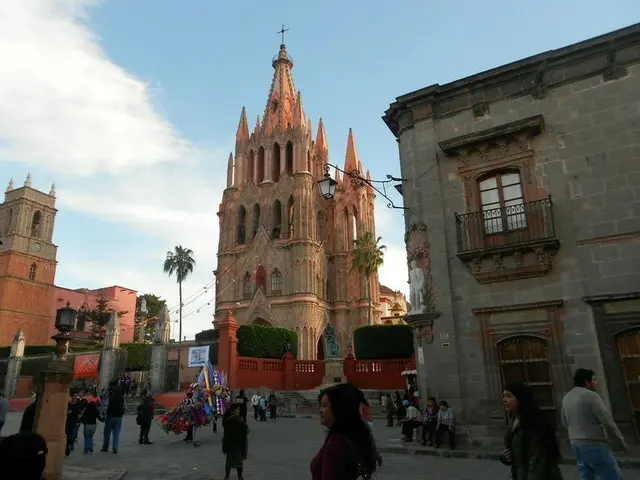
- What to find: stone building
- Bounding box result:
[0,175,58,345]
[215,41,380,359]
[383,23,640,443]
[379,285,408,324]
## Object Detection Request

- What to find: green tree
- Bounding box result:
[134,293,166,343]
[163,245,195,390]
[84,293,128,343]
[352,232,386,325]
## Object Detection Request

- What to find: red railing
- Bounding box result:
[293,361,325,390]
[343,354,414,390]
[236,356,285,390]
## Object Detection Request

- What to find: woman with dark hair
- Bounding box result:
[499,382,563,479]
[311,383,377,480]
[0,432,48,479]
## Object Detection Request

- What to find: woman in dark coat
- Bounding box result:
[137,390,155,445]
[499,382,563,480]
[222,403,248,480]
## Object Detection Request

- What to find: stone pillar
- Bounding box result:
[136,298,148,343]
[3,329,25,397]
[216,310,239,389]
[98,311,121,389]
[283,352,295,390]
[150,344,168,394]
[405,312,440,405]
[323,357,346,385]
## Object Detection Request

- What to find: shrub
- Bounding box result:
[354,324,414,359]
[0,344,100,359]
[121,343,152,371]
[195,329,219,342]
[236,324,298,359]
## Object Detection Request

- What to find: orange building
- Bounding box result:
[379,285,408,325]
[51,285,137,345]
[0,176,137,346]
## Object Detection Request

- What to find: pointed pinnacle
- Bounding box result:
[344,128,359,172]
[236,106,249,143]
[316,117,328,151]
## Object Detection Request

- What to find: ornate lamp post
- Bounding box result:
[317,164,406,210]
[52,302,76,356]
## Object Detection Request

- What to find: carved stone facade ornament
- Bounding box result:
[530,60,548,100]
[603,42,628,81]
[472,101,489,118]
[414,321,434,346]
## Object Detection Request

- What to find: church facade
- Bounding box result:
[214,42,380,360]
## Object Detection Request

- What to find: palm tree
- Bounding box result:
[163,245,195,390]
[351,232,386,325]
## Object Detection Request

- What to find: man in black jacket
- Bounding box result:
[137,390,154,445]
[101,381,125,454]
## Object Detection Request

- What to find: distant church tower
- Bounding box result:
[215,41,380,360]
[0,175,58,345]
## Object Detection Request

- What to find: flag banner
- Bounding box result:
[188,345,210,367]
[74,353,99,378]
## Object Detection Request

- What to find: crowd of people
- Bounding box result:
[0,366,630,480]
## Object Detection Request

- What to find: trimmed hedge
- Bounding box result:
[236,324,297,359]
[354,324,414,360]
[195,329,219,342]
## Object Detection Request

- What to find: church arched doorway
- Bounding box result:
[317,335,325,360]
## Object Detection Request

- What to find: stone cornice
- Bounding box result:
[438,115,544,155]
[472,299,563,314]
[383,23,640,137]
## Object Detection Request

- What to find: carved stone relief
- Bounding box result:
[405,223,436,312]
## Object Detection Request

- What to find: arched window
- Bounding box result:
[31,210,42,238]
[343,207,350,249]
[237,206,246,244]
[285,142,294,175]
[270,269,283,295]
[255,266,267,292]
[287,196,294,238]
[256,147,265,184]
[317,211,328,243]
[272,200,282,239]
[498,336,557,429]
[251,203,261,239]
[272,143,281,182]
[28,262,37,280]
[307,151,311,172]
[351,208,358,241]
[243,273,253,300]
[479,171,527,234]
[247,151,255,183]
[4,208,12,234]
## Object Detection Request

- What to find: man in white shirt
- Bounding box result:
[561,368,626,480]
[401,400,421,442]
[250,392,260,421]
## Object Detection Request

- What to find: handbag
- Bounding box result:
[343,436,377,480]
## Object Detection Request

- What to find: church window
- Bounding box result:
[4,208,12,234]
[272,200,282,239]
[343,208,350,249]
[306,151,311,172]
[287,196,294,238]
[256,266,267,292]
[251,203,261,239]
[351,208,358,241]
[285,142,294,175]
[272,144,281,182]
[243,273,252,300]
[270,269,282,295]
[28,262,37,280]
[31,210,42,238]
[247,151,255,183]
[237,206,246,244]
[256,148,265,184]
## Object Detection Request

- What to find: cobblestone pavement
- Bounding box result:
[3,412,640,479]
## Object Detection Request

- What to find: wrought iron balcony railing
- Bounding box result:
[455,197,557,255]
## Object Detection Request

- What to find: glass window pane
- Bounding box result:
[502,184,523,201]
[479,177,497,191]
[505,199,527,230]
[481,189,500,206]
[501,173,521,187]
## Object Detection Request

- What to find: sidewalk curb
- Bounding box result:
[376,446,640,470]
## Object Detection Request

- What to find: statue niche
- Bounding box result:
[405,223,436,314]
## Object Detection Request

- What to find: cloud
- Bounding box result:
[0,0,191,176]
[0,0,409,340]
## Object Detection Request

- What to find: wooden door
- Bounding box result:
[498,336,557,429]
[616,329,640,438]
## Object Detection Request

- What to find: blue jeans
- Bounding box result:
[83,424,97,453]
[102,417,123,451]
[572,444,622,480]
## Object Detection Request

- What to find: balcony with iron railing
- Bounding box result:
[455,197,560,282]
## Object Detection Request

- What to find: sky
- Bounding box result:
[1,1,638,340]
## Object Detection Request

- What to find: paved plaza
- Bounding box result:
[2,412,639,479]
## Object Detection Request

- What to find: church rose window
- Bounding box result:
[271,270,282,295]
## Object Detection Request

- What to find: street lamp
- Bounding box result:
[53,302,77,357]
[317,164,407,210]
